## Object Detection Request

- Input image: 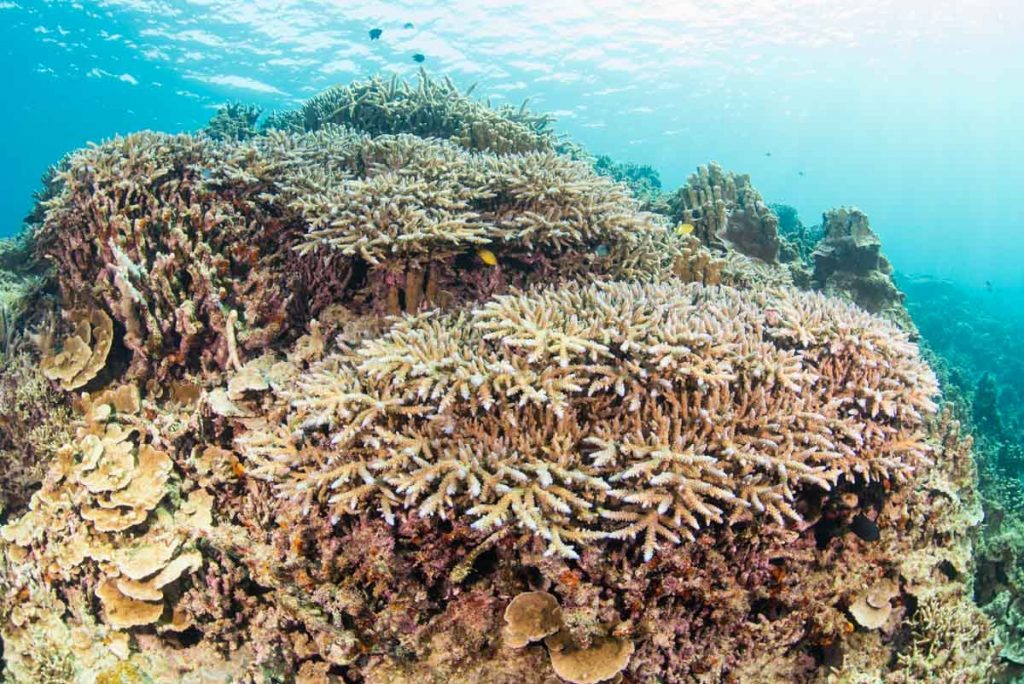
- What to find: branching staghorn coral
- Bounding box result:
[286,69,556,154]
[891,595,999,682]
[34,131,303,381]
[236,280,937,561]
[288,131,676,312]
[203,101,263,141]
[35,124,683,379]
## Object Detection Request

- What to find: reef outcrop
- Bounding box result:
[811,207,905,318]
[668,161,781,264]
[0,72,1002,683]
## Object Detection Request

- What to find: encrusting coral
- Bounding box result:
[0,71,1005,683]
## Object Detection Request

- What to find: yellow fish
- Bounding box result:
[675,222,695,236]
[477,248,498,266]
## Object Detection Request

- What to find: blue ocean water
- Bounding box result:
[3,0,1022,313]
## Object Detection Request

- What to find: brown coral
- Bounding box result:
[811,207,906,320]
[548,635,634,684]
[40,308,112,390]
[669,162,780,263]
[849,579,898,629]
[503,591,564,648]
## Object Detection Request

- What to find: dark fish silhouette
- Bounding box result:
[985,280,993,292]
[798,171,805,176]
[813,516,844,549]
[404,22,415,29]
[814,511,880,548]
[369,28,382,40]
[765,151,772,157]
[412,53,425,63]
[850,514,880,542]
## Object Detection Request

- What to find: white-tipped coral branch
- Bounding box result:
[237,280,938,559]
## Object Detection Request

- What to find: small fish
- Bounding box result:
[849,514,880,542]
[476,248,498,266]
[765,151,772,157]
[985,280,993,292]
[595,244,610,257]
[675,222,695,236]
[797,171,805,176]
[369,28,382,40]
[403,22,415,29]
[412,53,426,63]
[813,515,844,549]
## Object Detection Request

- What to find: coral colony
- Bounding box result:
[0,71,1005,682]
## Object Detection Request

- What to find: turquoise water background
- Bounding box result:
[3,0,1022,312]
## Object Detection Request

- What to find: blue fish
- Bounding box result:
[412,53,425,63]
[369,28,382,40]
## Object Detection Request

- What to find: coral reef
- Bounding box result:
[668,162,781,264]
[593,155,667,213]
[811,207,905,320]
[34,123,672,382]
[0,347,72,517]
[280,69,555,154]
[977,503,1024,673]
[0,71,1003,684]
[898,274,1024,679]
[237,280,937,561]
[770,202,824,270]
[0,248,71,518]
[204,101,263,141]
[900,274,1024,449]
